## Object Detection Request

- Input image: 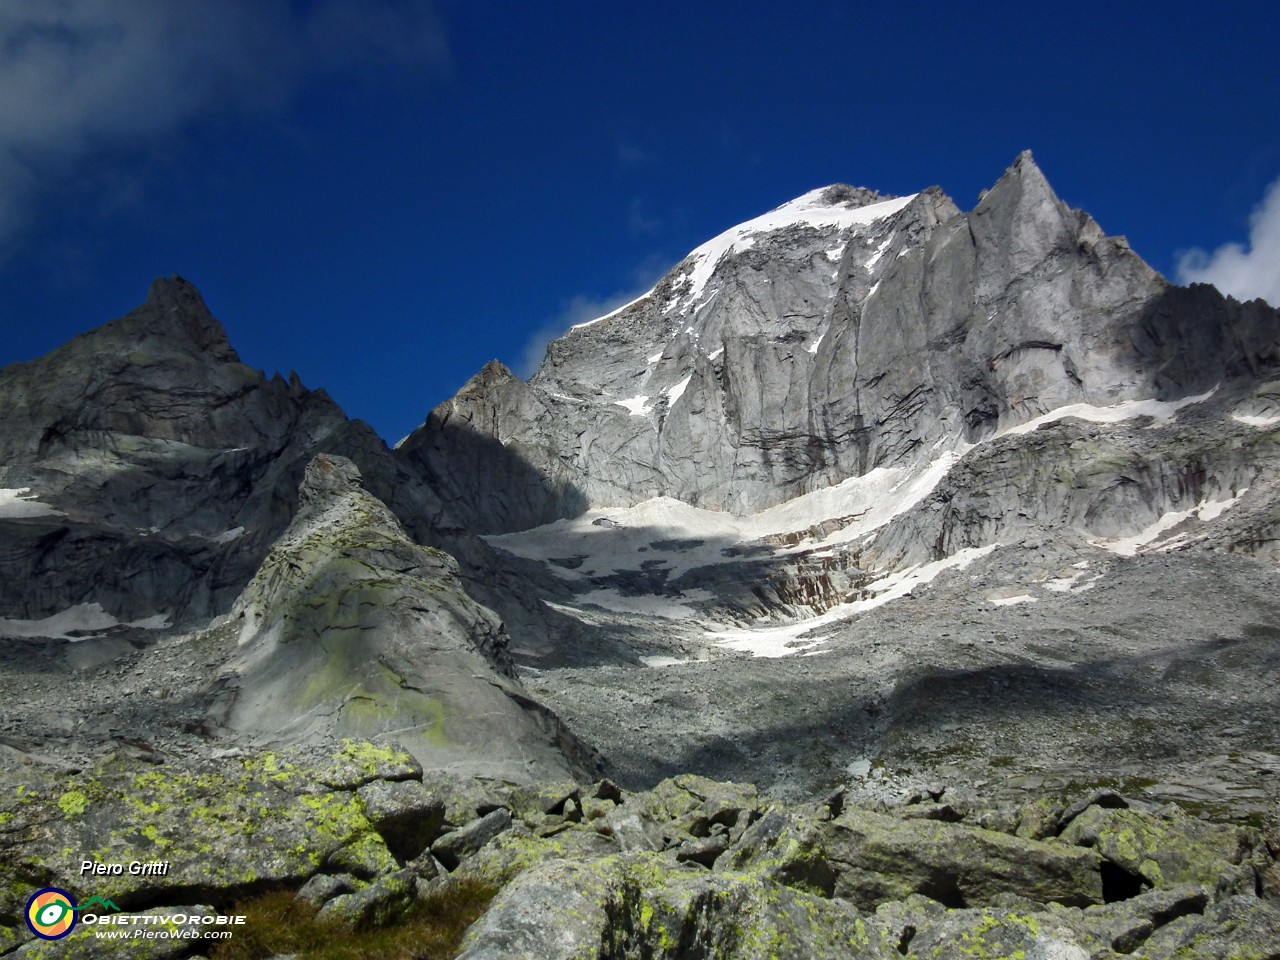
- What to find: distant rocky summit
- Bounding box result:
[2,153,1279,956]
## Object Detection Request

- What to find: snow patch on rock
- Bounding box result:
[0,603,170,641]
[676,190,917,306]
[0,487,64,519]
[707,544,1000,658]
[614,395,652,417]
[1091,489,1248,556]
[1233,412,1280,428]
[1001,389,1216,437]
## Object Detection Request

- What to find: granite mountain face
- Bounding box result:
[3,154,1280,957]
[403,152,1279,532]
[403,153,1280,671]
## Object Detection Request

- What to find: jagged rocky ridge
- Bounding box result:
[0,277,449,632]
[1,152,1280,956]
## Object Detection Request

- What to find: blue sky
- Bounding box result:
[1,1,1278,444]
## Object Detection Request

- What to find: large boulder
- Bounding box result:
[1058,803,1260,891]
[0,742,417,927]
[208,454,598,782]
[457,854,902,960]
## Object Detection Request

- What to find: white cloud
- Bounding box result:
[1177,176,1280,308]
[516,269,667,379]
[0,0,447,245]
[516,287,648,379]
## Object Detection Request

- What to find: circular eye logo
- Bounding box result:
[26,888,77,940]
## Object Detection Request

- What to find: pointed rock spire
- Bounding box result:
[969,151,1078,302]
[137,275,238,362]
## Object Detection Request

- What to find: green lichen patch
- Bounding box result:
[57,790,90,819]
[826,806,1104,910]
[1059,804,1256,889]
[316,739,422,790]
[3,755,397,910]
[908,907,1095,960]
[458,821,617,886]
[482,852,902,960]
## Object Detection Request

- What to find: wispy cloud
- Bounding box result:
[627,198,662,236]
[616,135,656,169]
[1177,175,1280,307]
[516,267,666,379]
[0,0,448,246]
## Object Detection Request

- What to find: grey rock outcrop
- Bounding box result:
[209,454,597,781]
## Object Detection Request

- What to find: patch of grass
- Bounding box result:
[209,878,497,960]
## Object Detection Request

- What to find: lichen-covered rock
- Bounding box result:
[355,778,446,861]
[674,833,728,867]
[432,809,513,870]
[0,745,404,921]
[310,740,423,790]
[1135,893,1280,958]
[601,807,666,854]
[210,454,595,783]
[4,766,1270,959]
[456,820,618,886]
[458,854,902,960]
[714,809,839,897]
[315,868,416,929]
[600,857,900,960]
[904,906,1092,960]
[455,859,610,960]
[625,774,761,851]
[499,781,581,823]
[294,872,361,908]
[823,807,1104,909]
[1058,804,1256,889]
[1048,883,1210,955]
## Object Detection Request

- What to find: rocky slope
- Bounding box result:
[209,453,597,781]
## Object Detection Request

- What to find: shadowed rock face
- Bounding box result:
[210,453,599,782]
[0,277,448,629]
[401,153,1280,532]
[0,278,597,782]
[397,360,591,536]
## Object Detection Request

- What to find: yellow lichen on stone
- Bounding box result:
[57,791,89,818]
